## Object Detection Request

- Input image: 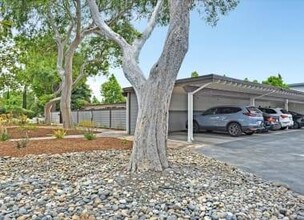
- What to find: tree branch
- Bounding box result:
[149,0,191,81]
[63,21,75,45]
[47,9,62,42]
[53,82,63,96]
[132,0,164,59]
[87,0,129,49]
[65,0,83,58]
[75,0,81,40]
[47,8,66,79]
[72,62,88,87]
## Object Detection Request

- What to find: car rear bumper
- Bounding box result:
[280,121,294,127]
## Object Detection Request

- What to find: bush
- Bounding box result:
[83,132,96,140]
[53,129,66,139]
[78,120,97,141]
[18,123,37,131]
[15,136,29,149]
[0,127,10,141]
[0,113,13,126]
[18,114,28,125]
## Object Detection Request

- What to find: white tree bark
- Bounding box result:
[44,97,61,124]
[47,0,96,128]
[88,0,191,171]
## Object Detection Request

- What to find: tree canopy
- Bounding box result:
[191,71,199,78]
[100,74,125,104]
[262,74,289,89]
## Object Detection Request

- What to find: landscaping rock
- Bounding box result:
[0,149,303,219]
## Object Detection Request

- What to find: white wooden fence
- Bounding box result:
[50,109,126,130]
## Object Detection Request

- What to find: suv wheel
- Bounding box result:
[227,122,242,137]
[193,121,199,133]
[293,122,300,129]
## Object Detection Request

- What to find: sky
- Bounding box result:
[88,0,304,99]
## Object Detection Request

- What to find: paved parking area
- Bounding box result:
[169,129,304,195]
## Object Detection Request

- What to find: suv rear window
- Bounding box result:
[217,107,241,114]
[247,106,262,114]
[265,108,276,114]
[280,109,289,114]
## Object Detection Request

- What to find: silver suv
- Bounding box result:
[190,105,264,137]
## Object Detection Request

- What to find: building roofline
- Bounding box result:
[123,74,304,96]
[288,83,304,87]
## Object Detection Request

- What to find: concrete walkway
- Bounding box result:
[9,129,190,149]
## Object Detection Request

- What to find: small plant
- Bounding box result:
[120,138,129,146]
[0,127,10,141]
[78,120,97,141]
[83,132,96,140]
[19,123,37,131]
[18,114,28,125]
[15,135,29,149]
[0,113,13,126]
[53,129,66,139]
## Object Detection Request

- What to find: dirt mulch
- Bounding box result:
[0,137,132,157]
[5,126,99,139]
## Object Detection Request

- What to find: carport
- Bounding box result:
[182,75,304,143]
[123,74,304,137]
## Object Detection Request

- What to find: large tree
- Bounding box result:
[88,0,238,171]
[1,0,136,128]
[100,74,125,104]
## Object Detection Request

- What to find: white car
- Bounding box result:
[259,107,294,129]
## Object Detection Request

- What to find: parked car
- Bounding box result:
[258,107,293,129]
[264,113,281,131]
[257,112,280,132]
[187,105,264,137]
[288,111,304,129]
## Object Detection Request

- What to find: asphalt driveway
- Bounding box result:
[169,129,304,195]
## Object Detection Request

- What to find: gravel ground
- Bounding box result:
[0,149,303,220]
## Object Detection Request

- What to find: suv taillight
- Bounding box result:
[280,114,288,119]
[243,112,254,117]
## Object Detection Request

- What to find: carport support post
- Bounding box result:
[250,97,255,106]
[285,99,289,111]
[188,93,194,143]
[187,82,214,143]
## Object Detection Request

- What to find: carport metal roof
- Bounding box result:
[178,74,304,103]
[124,74,304,102]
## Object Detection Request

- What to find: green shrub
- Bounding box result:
[0,127,10,141]
[78,120,97,141]
[83,132,96,140]
[0,113,13,126]
[18,114,28,125]
[15,135,29,149]
[18,123,37,131]
[53,129,66,139]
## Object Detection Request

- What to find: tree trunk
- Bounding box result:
[22,85,27,109]
[60,72,73,128]
[127,0,191,172]
[87,0,191,172]
[44,97,61,124]
[128,79,175,171]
